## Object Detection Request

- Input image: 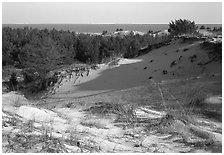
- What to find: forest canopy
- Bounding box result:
[2,27,171,73]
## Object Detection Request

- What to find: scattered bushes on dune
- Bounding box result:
[200,41,222,62]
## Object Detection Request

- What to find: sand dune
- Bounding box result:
[3,39,222,153]
[51,40,221,99]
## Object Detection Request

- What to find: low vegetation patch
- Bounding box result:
[200,41,222,62]
[183,48,189,51]
[84,102,135,117]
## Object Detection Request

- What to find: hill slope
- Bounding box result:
[3,39,222,153]
[47,39,221,99]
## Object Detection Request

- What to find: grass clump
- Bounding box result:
[2,112,82,153]
[84,102,135,116]
[84,102,137,128]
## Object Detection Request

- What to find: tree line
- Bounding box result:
[3,26,171,73]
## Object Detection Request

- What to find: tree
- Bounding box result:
[206,27,211,31]
[102,30,107,35]
[116,28,123,31]
[124,38,141,58]
[200,25,205,29]
[168,19,197,36]
[148,30,153,34]
[213,27,222,32]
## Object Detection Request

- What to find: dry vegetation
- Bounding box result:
[3,74,221,153]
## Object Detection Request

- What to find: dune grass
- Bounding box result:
[2,110,101,153]
[3,79,221,153]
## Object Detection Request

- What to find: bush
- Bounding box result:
[9,73,18,91]
[22,68,39,84]
[168,19,197,36]
[200,41,222,61]
[102,30,107,35]
[200,25,205,29]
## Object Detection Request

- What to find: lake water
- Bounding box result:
[3,24,221,33]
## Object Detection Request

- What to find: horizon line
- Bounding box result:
[2,23,222,25]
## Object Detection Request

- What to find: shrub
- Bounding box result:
[22,68,39,84]
[9,73,18,91]
[200,25,205,29]
[200,41,222,61]
[102,30,107,35]
[168,19,197,36]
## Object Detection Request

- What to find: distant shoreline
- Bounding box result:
[2,23,222,25]
[3,23,222,33]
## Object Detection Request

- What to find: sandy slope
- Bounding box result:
[49,40,221,100]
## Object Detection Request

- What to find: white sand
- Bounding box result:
[16,106,57,122]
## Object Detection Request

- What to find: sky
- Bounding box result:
[2,2,222,24]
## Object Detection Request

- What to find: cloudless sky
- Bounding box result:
[2,2,222,24]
